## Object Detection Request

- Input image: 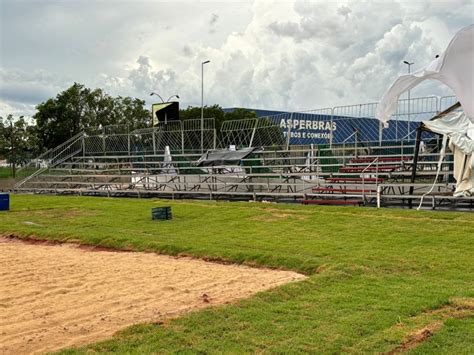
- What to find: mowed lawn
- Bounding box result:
[0,167,13,179]
[1,195,473,354]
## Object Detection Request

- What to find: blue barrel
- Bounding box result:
[0,193,9,211]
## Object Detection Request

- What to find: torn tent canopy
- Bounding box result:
[196,147,255,167]
[423,113,474,196]
[375,24,474,197]
[375,24,474,126]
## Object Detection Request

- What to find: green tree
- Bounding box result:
[0,115,34,177]
[179,105,226,130]
[34,83,150,150]
[113,96,151,129]
[223,108,257,122]
[179,105,257,132]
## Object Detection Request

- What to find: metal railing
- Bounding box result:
[83,118,217,155]
[361,157,380,202]
[15,131,85,188]
[258,95,456,148]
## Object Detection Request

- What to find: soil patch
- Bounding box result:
[0,178,15,191]
[387,298,474,354]
[0,237,306,354]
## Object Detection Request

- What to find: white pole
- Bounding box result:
[201,60,210,153]
[201,62,204,153]
[403,61,414,138]
[407,64,411,138]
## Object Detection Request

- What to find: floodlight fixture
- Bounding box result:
[150,92,165,103]
[166,95,180,102]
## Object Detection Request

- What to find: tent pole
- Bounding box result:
[409,125,423,208]
[429,102,461,121]
[408,101,460,208]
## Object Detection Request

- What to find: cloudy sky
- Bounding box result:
[0,0,472,117]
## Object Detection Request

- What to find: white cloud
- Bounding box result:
[1,0,471,118]
[0,100,35,119]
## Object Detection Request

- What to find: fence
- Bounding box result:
[17,95,459,169]
[218,115,286,149]
[83,118,216,155]
[75,95,461,155]
[257,95,452,148]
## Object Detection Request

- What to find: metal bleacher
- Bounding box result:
[13,96,474,210]
[14,135,467,210]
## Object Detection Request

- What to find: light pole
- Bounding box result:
[403,60,414,138]
[201,60,210,152]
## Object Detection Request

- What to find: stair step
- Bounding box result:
[350,157,411,163]
[312,187,377,193]
[302,199,363,206]
[339,166,399,173]
[325,177,384,183]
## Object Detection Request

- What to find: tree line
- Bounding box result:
[0,83,257,176]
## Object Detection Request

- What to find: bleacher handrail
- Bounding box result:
[14,131,85,188]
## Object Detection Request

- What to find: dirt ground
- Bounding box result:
[0,178,15,191]
[0,237,306,354]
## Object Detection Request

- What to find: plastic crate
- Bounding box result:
[151,206,172,220]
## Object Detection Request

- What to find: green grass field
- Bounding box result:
[0,166,13,179]
[1,195,473,354]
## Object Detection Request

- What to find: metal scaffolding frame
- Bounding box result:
[15,94,470,211]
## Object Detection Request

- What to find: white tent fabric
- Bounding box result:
[302,144,320,181]
[424,112,474,151]
[227,145,245,175]
[424,113,474,196]
[375,24,474,126]
[162,145,177,175]
[375,25,474,197]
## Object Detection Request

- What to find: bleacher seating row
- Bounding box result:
[14,138,470,210]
